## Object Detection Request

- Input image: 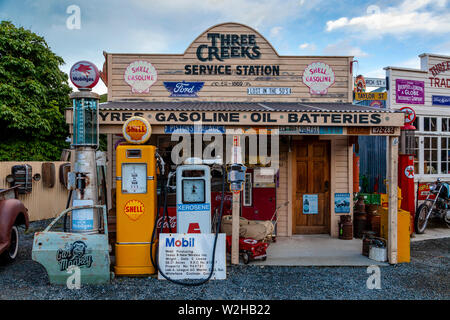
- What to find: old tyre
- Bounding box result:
[1,226,19,263]
[415,203,430,234]
[242,252,250,265]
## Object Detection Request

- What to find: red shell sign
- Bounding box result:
[69,61,100,89]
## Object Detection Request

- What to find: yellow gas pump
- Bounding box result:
[115,116,157,275]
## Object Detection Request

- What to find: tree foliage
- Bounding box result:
[0,21,72,161]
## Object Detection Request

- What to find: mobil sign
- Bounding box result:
[158,233,226,280]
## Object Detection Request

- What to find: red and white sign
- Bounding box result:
[124,60,157,93]
[302,62,335,95]
[399,106,416,125]
[69,61,99,89]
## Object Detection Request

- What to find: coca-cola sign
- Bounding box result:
[302,62,335,95]
[124,60,157,93]
[70,60,99,89]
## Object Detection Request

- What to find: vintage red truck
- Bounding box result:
[0,187,29,263]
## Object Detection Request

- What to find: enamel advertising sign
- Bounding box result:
[395,79,425,104]
[122,116,152,144]
[163,81,204,97]
[69,61,99,89]
[302,62,335,95]
[124,60,157,93]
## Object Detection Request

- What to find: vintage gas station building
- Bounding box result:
[66,23,404,263]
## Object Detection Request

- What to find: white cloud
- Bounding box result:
[325,0,450,38]
[323,40,368,57]
[269,26,283,38]
[299,42,317,53]
[131,0,321,30]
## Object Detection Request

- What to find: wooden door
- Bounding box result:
[293,139,330,234]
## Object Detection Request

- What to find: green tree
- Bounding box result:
[0,21,72,161]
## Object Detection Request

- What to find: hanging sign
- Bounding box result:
[365,78,386,87]
[122,116,152,144]
[302,62,335,95]
[355,92,387,100]
[124,60,157,93]
[69,61,100,89]
[396,79,425,104]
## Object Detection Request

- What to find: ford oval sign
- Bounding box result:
[70,61,100,89]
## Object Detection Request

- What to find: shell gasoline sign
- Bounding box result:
[122,116,152,144]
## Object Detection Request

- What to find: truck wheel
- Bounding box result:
[1,226,19,263]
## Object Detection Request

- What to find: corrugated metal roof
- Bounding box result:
[99,101,399,113]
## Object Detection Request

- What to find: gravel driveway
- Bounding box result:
[0,220,448,300]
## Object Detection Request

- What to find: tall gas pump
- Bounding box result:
[399,107,416,235]
[32,61,111,285]
[115,116,158,275]
[176,165,212,234]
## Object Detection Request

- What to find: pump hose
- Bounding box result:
[150,164,226,286]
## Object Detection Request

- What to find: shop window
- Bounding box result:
[424,137,438,174]
[441,137,450,174]
[424,117,437,132]
[413,136,419,174]
[442,118,450,132]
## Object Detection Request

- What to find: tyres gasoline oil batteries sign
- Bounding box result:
[158,233,226,280]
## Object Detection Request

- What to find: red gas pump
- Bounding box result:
[398,106,416,235]
[398,154,415,235]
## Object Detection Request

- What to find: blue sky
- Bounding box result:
[1,0,449,94]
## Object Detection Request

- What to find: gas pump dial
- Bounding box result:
[182,179,205,203]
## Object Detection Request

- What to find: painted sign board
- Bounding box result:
[247,87,291,95]
[164,125,225,134]
[302,62,335,95]
[94,110,404,127]
[355,92,387,101]
[365,78,386,87]
[124,60,157,93]
[395,79,425,104]
[334,193,350,213]
[303,194,318,214]
[158,233,226,280]
[432,95,450,106]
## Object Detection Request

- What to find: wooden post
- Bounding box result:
[231,192,240,264]
[388,136,399,264]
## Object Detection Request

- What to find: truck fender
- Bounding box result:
[0,199,29,254]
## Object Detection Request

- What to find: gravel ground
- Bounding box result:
[0,219,448,300]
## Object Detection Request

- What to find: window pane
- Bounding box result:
[441,162,448,174]
[424,117,430,131]
[432,137,437,149]
[443,118,448,132]
[424,137,430,149]
[431,118,437,131]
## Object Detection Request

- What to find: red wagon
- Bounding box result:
[225,235,268,264]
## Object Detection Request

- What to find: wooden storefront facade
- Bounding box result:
[66,23,404,263]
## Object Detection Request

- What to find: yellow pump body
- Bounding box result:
[115,145,157,275]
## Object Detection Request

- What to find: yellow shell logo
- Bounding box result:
[126,119,147,141]
[124,199,145,221]
[122,116,151,144]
